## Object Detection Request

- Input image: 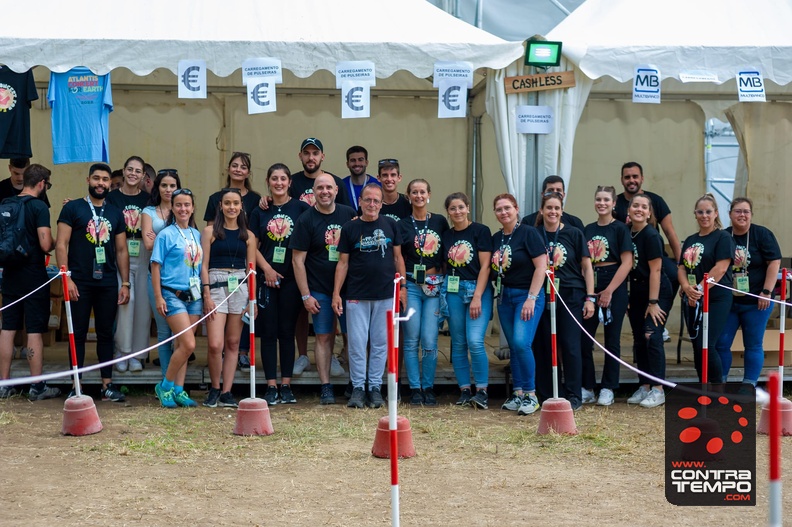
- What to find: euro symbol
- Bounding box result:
[345,86,364,111]
[181,65,201,92]
[250,82,270,106]
[442,85,461,111]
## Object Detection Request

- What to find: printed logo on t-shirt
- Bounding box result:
[67,73,104,102]
[86,217,112,245]
[447,240,474,268]
[300,189,316,207]
[384,213,401,222]
[122,205,143,235]
[266,214,294,242]
[587,235,610,263]
[324,224,342,249]
[550,243,568,269]
[682,243,704,270]
[632,243,639,270]
[732,245,750,271]
[184,241,202,269]
[0,84,17,112]
[413,229,441,258]
[490,246,512,272]
[355,229,391,257]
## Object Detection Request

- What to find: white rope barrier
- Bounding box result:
[706,277,792,308]
[0,269,255,388]
[0,271,64,312]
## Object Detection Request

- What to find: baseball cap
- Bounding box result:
[300,137,324,152]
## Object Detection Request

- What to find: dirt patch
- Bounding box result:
[0,391,787,526]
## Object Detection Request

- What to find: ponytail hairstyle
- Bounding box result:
[536,191,564,227]
[695,193,722,230]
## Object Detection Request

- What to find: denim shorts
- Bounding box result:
[312,291,347,335]
[162,288,203,317]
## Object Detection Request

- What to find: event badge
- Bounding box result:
[546,277,560,294]
[127,239,141,257]
[273,246,286,264]
[413,264,426,285]
[227,274,240,293]
[189,276,202,301]
[594,270,598,290]
[95,246,106,264]
[92,259,103,280]
[447,275,460,293]
[687,274,697,287]
[734,272,749,295]
[328,245,339,262]
[494,276,502,298]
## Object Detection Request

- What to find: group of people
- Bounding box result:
[0,150,782,414]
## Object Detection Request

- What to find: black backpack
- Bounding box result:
[0,195,34,266]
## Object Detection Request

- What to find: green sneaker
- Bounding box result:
[155,382,177,409]
[174,390,198,408]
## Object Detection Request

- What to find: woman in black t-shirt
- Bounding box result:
[581,186,632,406]
[678,194,734,384]
[249,163,310,405]
[533,192,594,411]
[397,179,449,406]
[441,192,493,409]
[200,189,258,408]
[626,194,674,408]
[714,197,781,384]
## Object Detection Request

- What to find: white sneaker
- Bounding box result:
[330,355,345,376]
[627,385,650,404]
[597,388,614,406]
[581,387,596,404]
[293,355,311,375]
[517,393,540,415]
[128,358,143,372]
[501,393,523,411]
[663,328,671,342]
[639,388,665,408]
[114,353,128,373]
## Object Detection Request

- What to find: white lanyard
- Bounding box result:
[347,175,372,208]
[176,226,198,275]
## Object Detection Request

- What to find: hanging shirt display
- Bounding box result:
[47,67,113,164]
[0,67,38,159]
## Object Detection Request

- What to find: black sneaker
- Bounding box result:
[455,388,472,406]
[423,387,438,407]
[0,386,18,399]
[568,396,582,411]
[470,389,489,410]
[66,388,78,399]
[368,387,384,409]
[320,383,335,405]
[347,387,367,408]
[279,384,296,404]
[409,388,424,406]
[101,383,125,402]
[344,381,353,399]
[203,387,221,407]
[28,384,61,401]
[238,353,251,371]
[263,385,279,406]
[218,391,238,408]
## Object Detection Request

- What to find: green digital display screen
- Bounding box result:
[525,40,562,68]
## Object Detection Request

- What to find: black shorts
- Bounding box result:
[1,287,50,334]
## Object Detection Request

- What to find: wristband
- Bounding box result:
[121,282,131,287]
[301,294,311,301]
[648,299,659,305]
[585,296,596,303]
[527,293,538,301]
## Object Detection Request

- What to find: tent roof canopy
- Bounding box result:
[1,0,524,78]
[547,0,792,85]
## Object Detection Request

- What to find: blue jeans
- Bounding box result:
[447,284,493,389]
[498,287,545,393]
[715,301,773,384]
[403,281,440,389]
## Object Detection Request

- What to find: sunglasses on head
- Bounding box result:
[221,187,242,195]
[378,158,399,167]
[172,188,193,197]
[157,169,179,176]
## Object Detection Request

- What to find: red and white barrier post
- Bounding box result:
[768,372,782,527]
[550,267,559,399]
[387,307,400,527]
[778,268,787,382]
[61,266,81,396]
[702,272,710,384]
[248,263,257,399]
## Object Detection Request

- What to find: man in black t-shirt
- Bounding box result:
[521,175,584,230]
[0,158,51,207]
[333,184,407,408]
[55,163,130,403]
[289,137,352,208]
[0,164,60,400]
[615,161,682,294]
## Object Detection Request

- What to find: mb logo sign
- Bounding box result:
[737,70,766,102]
[632,65,661,104]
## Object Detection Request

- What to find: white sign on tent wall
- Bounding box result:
[178,59,207,99]
[336,61,376,88]
[242,58,283,84]
[515,105,553,134]
[437,78,467,119]
[246,78,276,114]
[341,81,370,119]
[632,64,661,104]
[433,61,474,89]
[736,69,766,102]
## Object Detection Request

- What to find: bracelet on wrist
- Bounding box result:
[761,288,771,295]
[585,295,596,303]
[301,294,311,301]
[527,293,538,301]
[648,299,659,305]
